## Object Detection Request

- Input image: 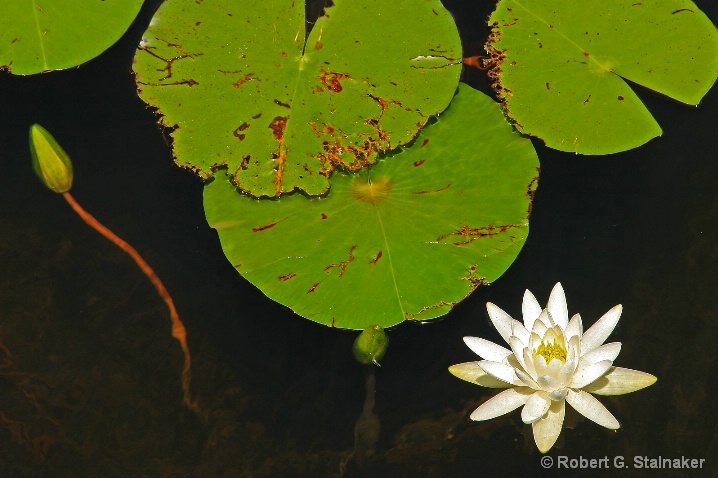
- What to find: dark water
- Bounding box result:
[1,1,717,476]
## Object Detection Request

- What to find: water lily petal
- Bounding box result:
[558,360,576,387]
[486,302,516,344]
[479,360,519,385]
[530,331,544,352]
[533,353,548,377]
[464,336,512,362]
[521,391,551,423]
[581,342,622,367]
[522,289,543,331]
[509,336,529,370]
[571,359,613,388]
[522,348,539,381]
[546,357,564,378]
[582,367,658,395]
[566,389,620,429]
[548,388,568,401]
[532,400,565,453]
[564,313,583,342]
[511,321,531,347]
[537,374,558,391]
[449,362,514,388]
[470,387,533,421]
[581,305,622,354]
[566,335,580,363]
[547,283,568,330]
[534,309,552,330]
[515,368,541,389]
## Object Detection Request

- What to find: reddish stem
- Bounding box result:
[62,192,198,412]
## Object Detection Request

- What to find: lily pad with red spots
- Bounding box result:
[204,84,539,330]
[486,0,718,154]
[133,0,462,197]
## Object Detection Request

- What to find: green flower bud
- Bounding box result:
[353,324,388,366]
[29,124,73,193]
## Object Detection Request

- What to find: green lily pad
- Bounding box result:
[0,0,143,74]
[204,84,539,330]
[133,0,461,197]
[487,0,718,154]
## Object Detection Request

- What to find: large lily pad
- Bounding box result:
[204,85,539,330]
[0,0,143,74]
[133,0,462,197]
[487,0,718,154]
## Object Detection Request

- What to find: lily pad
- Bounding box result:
[0,0,143,74]
[133,0,462,197]
[204,84,539,330]
[487,0,718,154]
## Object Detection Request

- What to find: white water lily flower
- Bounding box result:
[449,283,657,453]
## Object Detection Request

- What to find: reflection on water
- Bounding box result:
[0,0,717,476]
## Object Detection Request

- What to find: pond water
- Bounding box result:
[1,1,717,476]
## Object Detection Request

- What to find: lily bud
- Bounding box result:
[29,124,73,193]
[353,324,388,366]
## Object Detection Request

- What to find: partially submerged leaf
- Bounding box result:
[133,0,462,197]
[353,324,388,366]
[204,85,539,330]
[0,0,143,74]
[487,0,718,154]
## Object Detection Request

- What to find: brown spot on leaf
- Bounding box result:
[369,251,383,264]
[672,8,694,14]
[546,82,550,90]
[420,138,430,148]
[583,95,591,105]
[413,159,425,167]
[278,273,297,281]
[583,51,590,57]
[232,72,256,87]
[268,116,288,141]
[525,170,540,217]
[252,222,279,232]
[240,155,250,169]
[138,43,201,82]
[233,122,250,141]
[273,99,291,109]
[318,70,350,93]
[437,223,521,246]
[324,245,356,278]
[617,95,624,101]
[307,283,320,293]
[412,183,451,195]
[321,213,328,220]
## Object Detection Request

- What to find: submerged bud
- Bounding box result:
[353,324,388,366]
[29,124,73,193]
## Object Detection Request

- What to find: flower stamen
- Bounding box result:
[534,340,567,363]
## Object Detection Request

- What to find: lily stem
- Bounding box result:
[62,191,198,413]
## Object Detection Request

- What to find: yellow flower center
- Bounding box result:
[534,341,567,363]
